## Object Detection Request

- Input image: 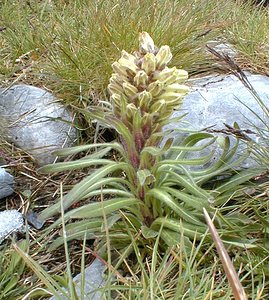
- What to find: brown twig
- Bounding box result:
[203,208,248,300]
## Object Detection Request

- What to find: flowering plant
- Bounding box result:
[38,33,258,254]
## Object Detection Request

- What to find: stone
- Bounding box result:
[207,41,237,59]
[167,72,269,169]
[0,85,77,166]
[49,258,106,300]
[0,167,14,199]
[0,210,24,244]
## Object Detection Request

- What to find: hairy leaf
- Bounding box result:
[38,162,128,220]
[52,142,123,156]
[147,189,204,226]
[151,217,206,239]
[69,198,140,219]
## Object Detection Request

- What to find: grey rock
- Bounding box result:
[182,72,269,131]
[167,72,269,168]
[49,258,106,300]
[0,210,24,244]
[0,167,14,199]
[0,85,77,166]
[207,41,237,59]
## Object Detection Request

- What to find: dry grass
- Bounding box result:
[0,139,98,298]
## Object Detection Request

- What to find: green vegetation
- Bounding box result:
[1,0,269,299]
[0,240,30,300]
[1,0,269,105]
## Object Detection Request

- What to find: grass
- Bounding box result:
[1,0,269,299]
[224,1,269,74]
[1,0,218,105]
[1,0,268,106]
[0,240,30,300]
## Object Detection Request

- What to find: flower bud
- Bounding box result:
[141,53,156,74]
[123,82,138,98]
[157,91,186,101]
[121,50,137,64]
[108,82,123,96]
[147,80,164,97]
[138,91,153,111]
[134,70,149,87]
[118,57,139,74]
[174,69,188,83]
[126,103,137,122]
[111,94,122,114]
[164,83,189,94]
[150,99,166,114]
[139,31,156,54]
[155,45,172,68]
[112,61,128,77]
[153,67,176,82]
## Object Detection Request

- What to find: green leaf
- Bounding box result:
[169,137,216,152]
[6,240,27,276]
[79,146,112,160]
[72,106,135,153]
[69,197,140,219]
[151,217,206,239]
[187,137,235,179]
[101,214,122,231]
[49,231,98,251]
[215,169,262,194]
[133,108,142,130]
[221,236,257,249]
[39,158,113,173]
[162,169,211,200]
[14,244,68,299]
[82,187,133,199]
[147,189,204,226]
[118,212,143,230]
[163,186,211,211]
[157,151,214,166]
[52,275,69,288]
[172,132,215,159]
[137,169,156,186]
[62,219,103,235]
[73,177,132,201]
[52,142,123,156]
[141,225,158,239]
[38,162,128,221]
[160,229,193,250]
[141,138,173,157]
[2,275,19,295]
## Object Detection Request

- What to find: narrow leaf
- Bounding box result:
[141,226,158,239]
[39,158,113,173]
[157,151,214,166]
[148,189,204,226]
[52,142,123,156]
[163,187,210,211]
[69,198,140,219]
[160,229,193,250]
[215,169,263,194]
[162,169,211,200]
[151,217,206,239]
[38,162,128,221]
